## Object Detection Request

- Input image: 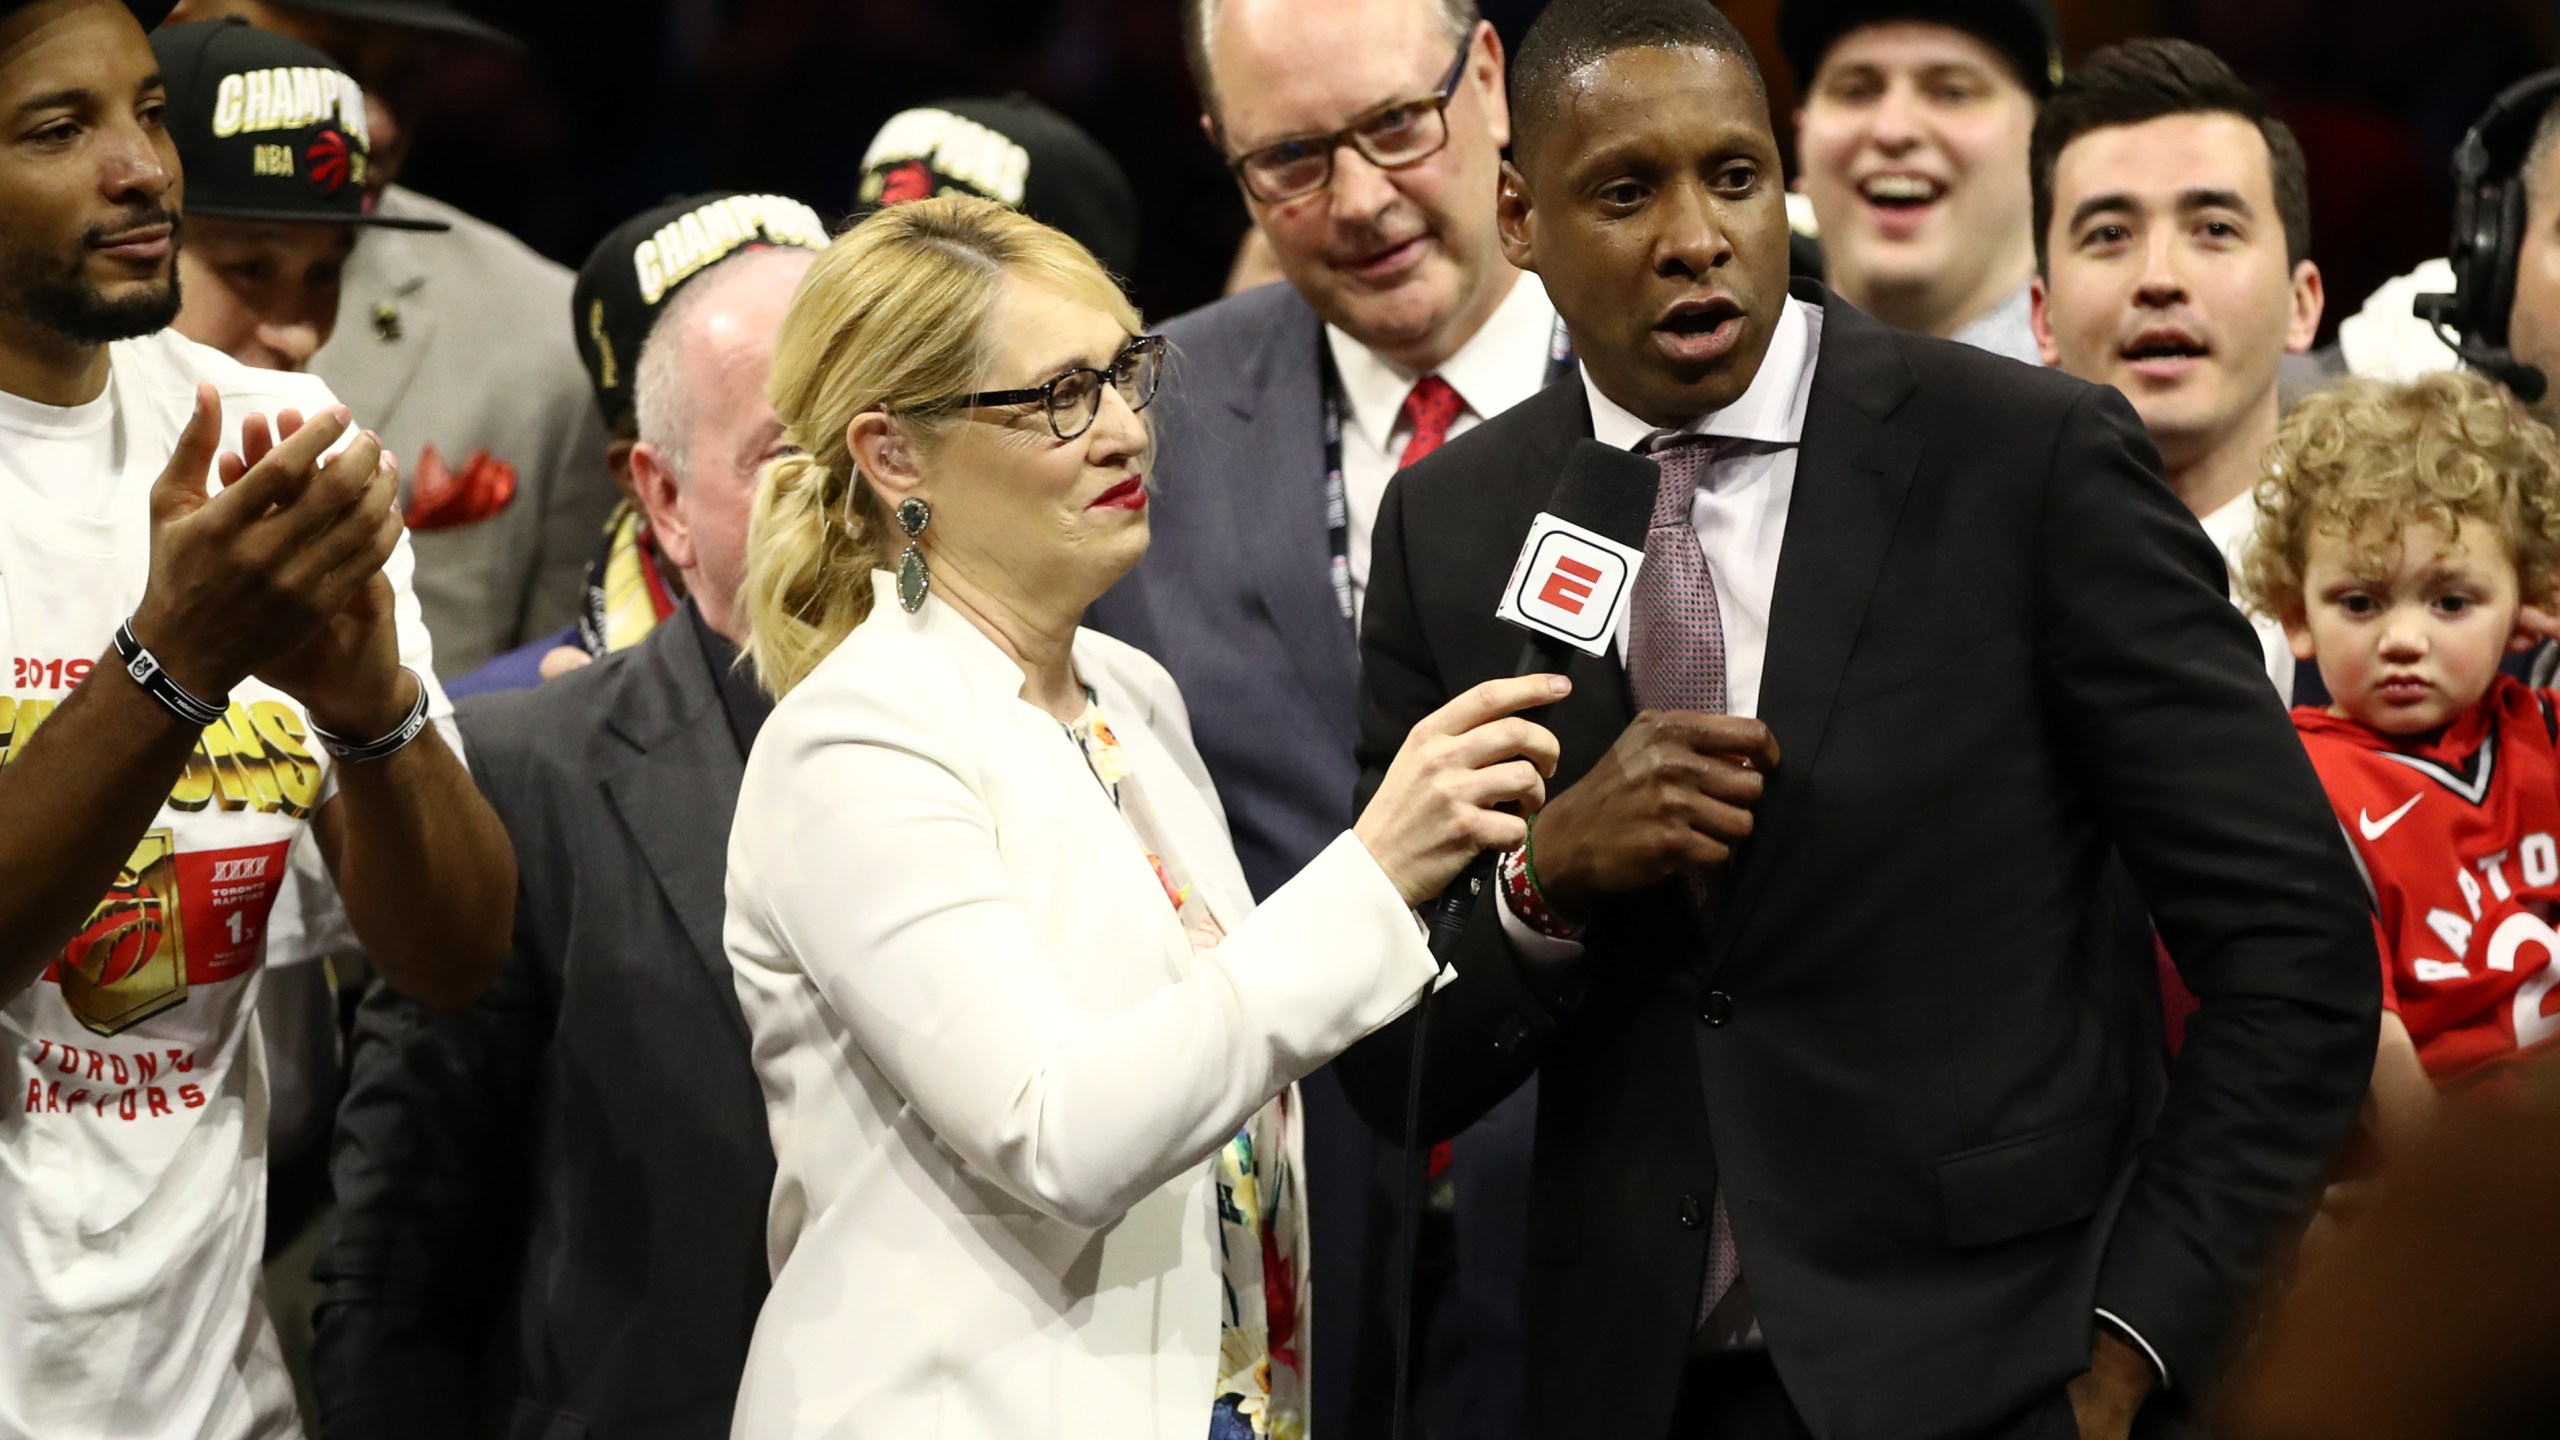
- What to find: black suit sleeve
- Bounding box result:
[2033,386,2379,1394]
[308,738,545,1440]
[1331,473,1577,1144]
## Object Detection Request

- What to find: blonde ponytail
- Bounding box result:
[740,452,890,696]
[741,193,1142,698]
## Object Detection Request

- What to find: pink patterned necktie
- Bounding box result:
[1628,432,1744,1331]
[1629,435,1729,716]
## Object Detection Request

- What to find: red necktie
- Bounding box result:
[1399,375,1466,1191]
[1396,375,1465,468]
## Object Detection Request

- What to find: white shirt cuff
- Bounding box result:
[1495,880,1586,965]
[2094,1307,2171,1389]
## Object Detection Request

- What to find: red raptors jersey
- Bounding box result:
[2297,676,2560,1084]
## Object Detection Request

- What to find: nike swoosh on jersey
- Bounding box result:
[2359,792,2424,840]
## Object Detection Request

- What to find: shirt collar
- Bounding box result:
[1582,295,1822,452]
[1322,268,1558,449]
[2195,487,2259,552]
[684,599,772,758]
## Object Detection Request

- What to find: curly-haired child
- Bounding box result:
[2242,368,2560,1155]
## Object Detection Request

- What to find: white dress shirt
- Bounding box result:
[1327,268,1561,620]
[2197,488,2296,701]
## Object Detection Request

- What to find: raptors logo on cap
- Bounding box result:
[875,160,934,207]
[305,127,352,193]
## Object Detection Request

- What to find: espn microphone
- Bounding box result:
[1498,438,1662,678]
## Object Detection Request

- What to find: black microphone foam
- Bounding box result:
[1507,439,1661,677]
[2415,291,2549,403]
[1549,438,1662,550]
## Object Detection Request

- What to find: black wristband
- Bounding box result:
[309,669,432,764]
[112,620,229,729]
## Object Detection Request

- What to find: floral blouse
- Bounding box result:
[1059,695,1308,1440]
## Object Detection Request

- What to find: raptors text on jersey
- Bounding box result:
[2298,676,2560,1083]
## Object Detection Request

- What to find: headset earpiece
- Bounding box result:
[2485,177,2529,351]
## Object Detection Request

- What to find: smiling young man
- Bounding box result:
[2029,38,2322,699]
[1331,0,2379,1437]
[1782,0,2058,362]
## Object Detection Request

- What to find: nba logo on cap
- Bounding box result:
[1496,515,1647,656]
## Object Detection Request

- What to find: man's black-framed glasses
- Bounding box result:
[1227,41,1472,205]
[939,333,1168,441]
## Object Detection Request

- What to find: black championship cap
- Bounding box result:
[258,0,514,47]
[1778,0,2063,97]
[153,19,448,231]
[856,94,1140,281]
[571,191,831,426]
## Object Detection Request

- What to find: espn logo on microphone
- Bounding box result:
[1495,514,1647,656]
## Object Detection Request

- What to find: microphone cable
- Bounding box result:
[1393,859,1488,1440]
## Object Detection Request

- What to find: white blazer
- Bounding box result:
[724,573,1438,1439]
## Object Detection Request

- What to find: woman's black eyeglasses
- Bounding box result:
[935,334,1169,441]
[1225,41,1472,205]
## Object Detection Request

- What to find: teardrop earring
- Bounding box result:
[895,497,933,613]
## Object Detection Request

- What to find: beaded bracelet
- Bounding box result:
[1499,818,1582,941]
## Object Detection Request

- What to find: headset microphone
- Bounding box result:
[2417,292,2549,403]
[2417,68,2560,405]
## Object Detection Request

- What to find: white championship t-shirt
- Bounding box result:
[0,330,450,1440]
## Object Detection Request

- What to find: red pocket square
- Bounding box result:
[405,445,519,531]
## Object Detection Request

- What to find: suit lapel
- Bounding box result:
[1227,294,1360,727]
[1708,292,1922,968]
[599,616,754,1044]
[317,213,436,428]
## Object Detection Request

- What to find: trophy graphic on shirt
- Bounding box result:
[58,829,187,1036]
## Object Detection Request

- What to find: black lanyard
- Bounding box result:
[1319,313,1576,621]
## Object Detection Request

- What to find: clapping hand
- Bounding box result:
[131,386,399,721]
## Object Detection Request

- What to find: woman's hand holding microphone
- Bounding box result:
[1353,674,1569,909]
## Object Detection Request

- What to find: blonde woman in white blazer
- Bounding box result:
[723,196,1568,1440]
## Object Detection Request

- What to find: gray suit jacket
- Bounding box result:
[311,608,772,1440]
[1089,280,1353,900]
[1087,280,1532,1440]
[313,186,615,675]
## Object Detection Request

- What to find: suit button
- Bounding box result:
[1678,1195,1705,1230]
[1493,1015,1530,1054]
[1701,991,1734,1027]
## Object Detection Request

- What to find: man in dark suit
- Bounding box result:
[308,238,816,1440]
[1086,0,1569,1430]
[1334,3,2379,1438]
